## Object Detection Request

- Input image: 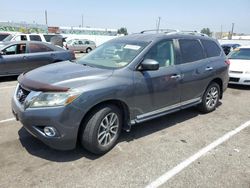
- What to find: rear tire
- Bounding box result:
[198,82,220,113]
[81,105,122,154]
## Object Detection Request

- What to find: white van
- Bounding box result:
[2,33,62,43]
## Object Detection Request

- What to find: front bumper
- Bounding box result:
[11,93,83,150]
[229,73,250,85]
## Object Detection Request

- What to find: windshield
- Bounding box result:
[77,40,149,68]
[2,34,14,42]
[228,48,250,60]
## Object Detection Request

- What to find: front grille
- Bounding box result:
[229,77,240,82]
[229,71,243,74]
[16,85,30,104]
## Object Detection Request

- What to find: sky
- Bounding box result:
[0,0,250,34]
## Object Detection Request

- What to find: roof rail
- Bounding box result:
[168,30,209,37]
[139,29,209,37]
[140,29,178,34]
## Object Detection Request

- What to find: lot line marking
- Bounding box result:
[146,120,250,188]
[0,118,15,124]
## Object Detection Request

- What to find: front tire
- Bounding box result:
[86,48,92,53]
[81,105,122,154]
[198,82,220,113]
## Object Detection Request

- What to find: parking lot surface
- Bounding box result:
[0,77,249,187]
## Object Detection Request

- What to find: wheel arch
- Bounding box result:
[208,78,223,99]
[77,99,131,142]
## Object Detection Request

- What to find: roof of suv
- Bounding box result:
[113,33,213,43]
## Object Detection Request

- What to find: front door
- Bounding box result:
[133,40,181,121]
[0,43,28,75]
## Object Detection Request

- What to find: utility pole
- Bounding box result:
[81,14,84,28]
[45,10,48,26]
[220,24,223,39]
[156,17,161,33]
[231,23,235,39]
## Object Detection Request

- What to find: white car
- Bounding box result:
[228,46,250,85]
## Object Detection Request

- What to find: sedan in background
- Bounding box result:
[221,43,241,55]
[65,39,96,53]
[228,46,250,85]
[0,41,75,77]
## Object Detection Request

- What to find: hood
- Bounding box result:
[229,59,250,72]
[19,61,113,91]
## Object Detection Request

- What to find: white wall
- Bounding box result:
[61,34,121,46]
[218,39,250,46]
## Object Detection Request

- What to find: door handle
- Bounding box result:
[205,67,213,71]
[170,74,181,79]
[23,56,27,60]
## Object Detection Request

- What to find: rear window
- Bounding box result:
[228,48,250,60]
[43,35,55,42]
[30,35,42,41]
[201,40,221,57]
[179,39,204,63]
[29,43,53,53]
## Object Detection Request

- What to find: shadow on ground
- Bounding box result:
[18,106,211,162]
[0,76,18,83]
[228,84,250,90]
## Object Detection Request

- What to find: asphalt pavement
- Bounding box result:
[0,76,249,188]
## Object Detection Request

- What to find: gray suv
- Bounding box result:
[12,33,229,154]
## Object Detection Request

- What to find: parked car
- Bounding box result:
[0,33,10,41]
[0,41,75,76]
[1,33,64,43]
[228,46,250,85]
[221,43,241,55]
[66,39,96,53]
[12,32,229,154]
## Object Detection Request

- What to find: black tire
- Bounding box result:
[198,82,220,113]
[86,48,92,53]
[81,105,122,154]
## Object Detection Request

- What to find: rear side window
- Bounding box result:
[29,43,53,53]
[43,35,55,42]
[30,35,42,41]
[179,39,204,63]
[201,40,221,57]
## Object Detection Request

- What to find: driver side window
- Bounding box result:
[145,40,175,67]
[2,44,27,55]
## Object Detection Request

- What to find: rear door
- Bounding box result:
[0,42,28,75]
[25,43,54,71]
[177,39,215,104]
[133,40,181,120]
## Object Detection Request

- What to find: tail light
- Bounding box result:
[225,59,230,65]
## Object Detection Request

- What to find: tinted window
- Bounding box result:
[0,34,9,41]
[228,48,250,60]
[145,40,175,67]
[30,35,42,41]
[29,43,53,53]
[179,39,204,63]
[43,35,55,42]
[201,40,221,57]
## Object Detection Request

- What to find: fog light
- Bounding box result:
[44,127,56,137]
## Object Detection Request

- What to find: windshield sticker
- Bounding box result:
[124,45,141,50]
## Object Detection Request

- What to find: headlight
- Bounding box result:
[29,90,80,108]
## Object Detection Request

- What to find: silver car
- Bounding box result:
[66,39,96,53]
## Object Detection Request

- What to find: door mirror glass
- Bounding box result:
[138,59,159,71]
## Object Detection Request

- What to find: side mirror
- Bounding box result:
[138,59,159,71]
[0,51,5,56]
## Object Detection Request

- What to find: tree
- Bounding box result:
[200,28,212,37]
[117,27,128,35]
